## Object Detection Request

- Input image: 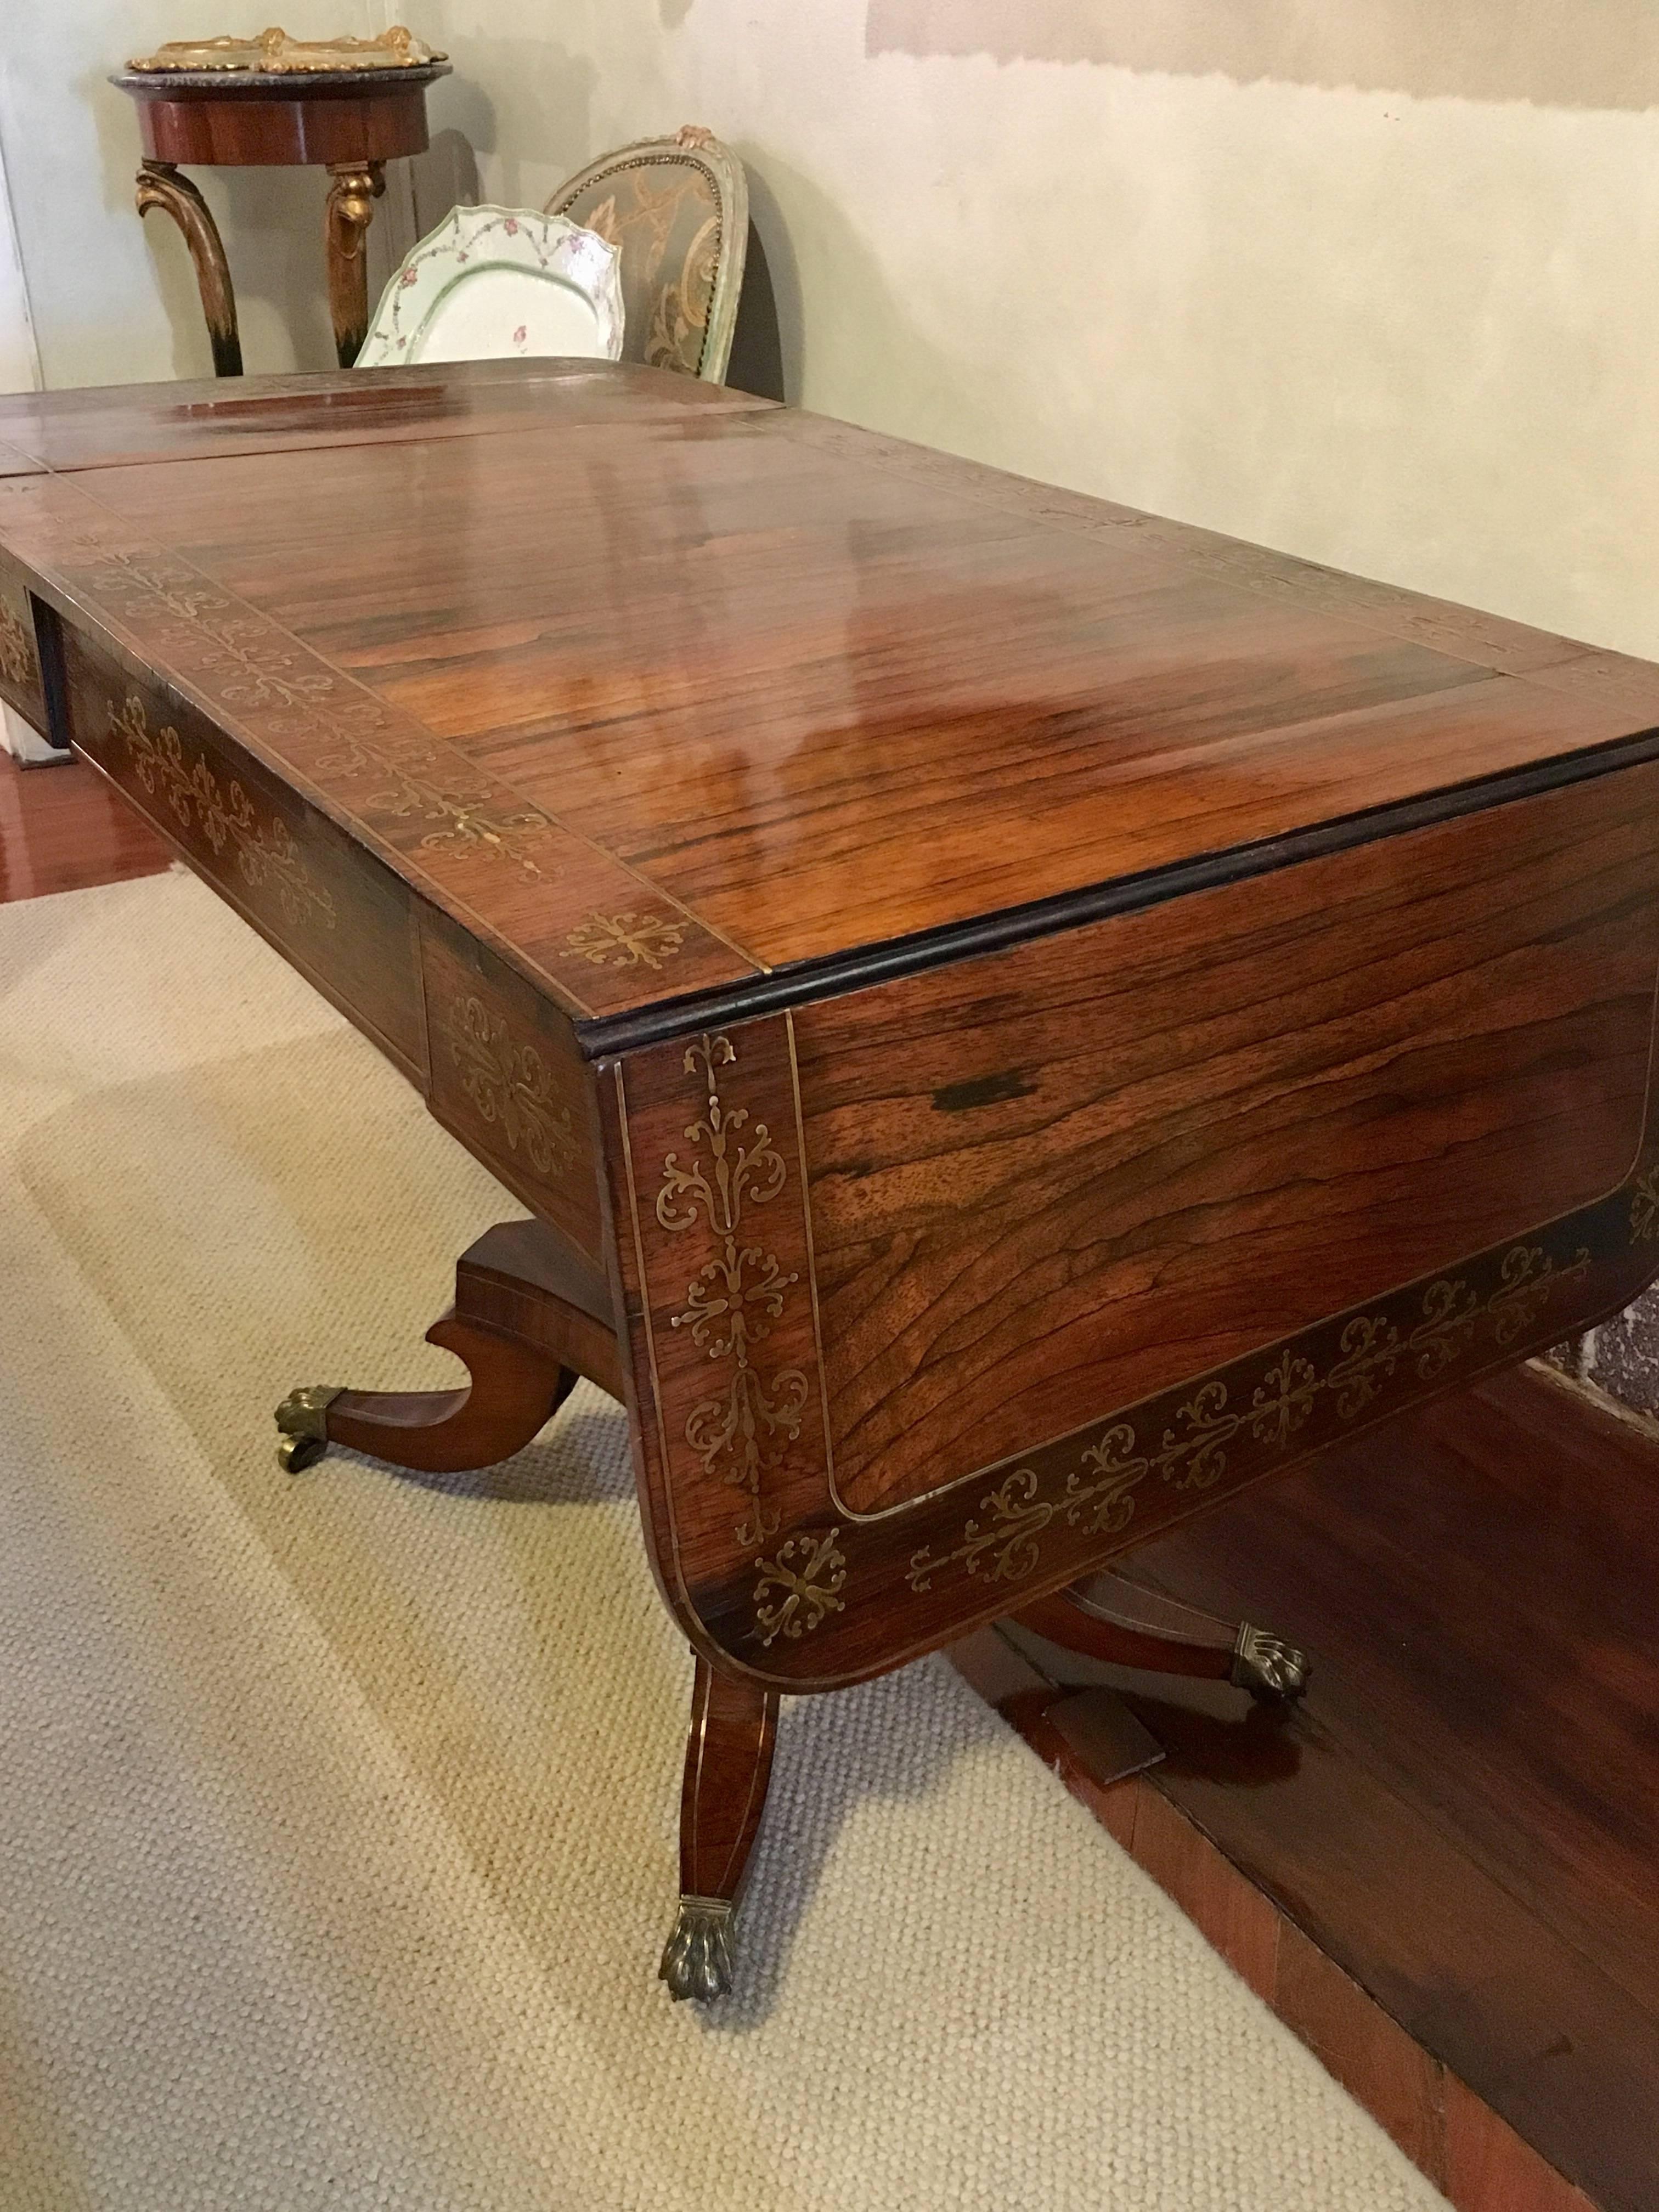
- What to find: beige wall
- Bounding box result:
[4,3,1655,658]
[403,0,1659,657]
[0,0,409,387]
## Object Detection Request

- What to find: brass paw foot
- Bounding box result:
[659,1896,736,2003]
[274,1384,342,1473]
[1230,1622,1310,1702]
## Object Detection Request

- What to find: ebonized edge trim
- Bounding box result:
[576,723,1659,1058]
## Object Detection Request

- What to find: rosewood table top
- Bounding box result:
[4,359,1658,1996]
[3,360,1657,1023]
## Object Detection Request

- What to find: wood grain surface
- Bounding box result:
[1113,1364,1659,2212]
[794,767,1659,1513]
[0,360,769,477]
[1,360,1654,1017]
[8,362,1659,1704]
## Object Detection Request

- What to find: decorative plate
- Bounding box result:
[355,206,625,369]
[127,27,447,73]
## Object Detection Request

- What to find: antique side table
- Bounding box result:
[113,29,451,374]
[2,360,1658,2003]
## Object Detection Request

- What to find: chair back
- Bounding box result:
[544,126,747,384]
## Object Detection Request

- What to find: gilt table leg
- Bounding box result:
[660,1658,781,2004]
[1013,1567,1310,1703]
[324,159,386,367]
[134,161,242,377]
[275,1219,624,1475]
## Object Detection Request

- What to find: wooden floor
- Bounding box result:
[962,1364,1659,2212]
[8,742,1652,2210]
[0,744,171,903]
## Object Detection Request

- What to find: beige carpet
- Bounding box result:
[0,867,1450,2212]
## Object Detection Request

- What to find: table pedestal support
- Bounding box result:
[275,1218,1310,2000]
[274,1218,620,1473]
[134,160,242,376]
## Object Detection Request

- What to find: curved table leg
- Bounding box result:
[659,1658,780,2004]
[276,1316,576,1474]
[325,159,386,367]
[1012,1566,1310,1703]
[275,1218,624,1475]
[135,161,242,377]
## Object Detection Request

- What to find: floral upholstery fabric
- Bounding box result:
[549,157,723,379]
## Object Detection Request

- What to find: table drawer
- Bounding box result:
[0,552,48,736]
[63,624,427,1082]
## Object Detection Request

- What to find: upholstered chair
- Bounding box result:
[543,125,748,384]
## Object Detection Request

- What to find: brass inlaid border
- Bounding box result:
[0,594,33,688]
[0,475,763,1017]
[906,1240,1591,1595]
[112,692,335,930]
[444,991,579,1179]
[656,1031,806,1549]
[751,1527,847,1648]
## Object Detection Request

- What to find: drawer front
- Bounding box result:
[64,625,426,1081]
[0,553,48,735]
[420,907,605,1264]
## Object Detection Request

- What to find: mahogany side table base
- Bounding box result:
[115,60,447,375]
[1013,1571,1311,1705]
[661,1661,780,2002]
[274,1218,624,1474]
[324,160,387,367]
[134,161,242,377]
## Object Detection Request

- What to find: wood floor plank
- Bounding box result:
[1108,1367,1659,2212]
[1273,1920,1445,2186]
[0,748,170,904]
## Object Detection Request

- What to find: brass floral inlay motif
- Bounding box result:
[0,596,33,687]
[370,768,552,880]
[113,695,335,929]
[907,1240,1592,1594]
[658,1032,807,1549]
[445,995,578,1179]
[752,1527,847,1648]
[565,910,689,972]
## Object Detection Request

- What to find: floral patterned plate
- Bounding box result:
[356,204,624,368]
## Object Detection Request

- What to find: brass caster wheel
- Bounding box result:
[1230,1622,1310,1703]
[274,1384,342,1476]
[277,1430,327,1474]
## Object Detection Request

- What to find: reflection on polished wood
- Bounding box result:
[990,1365,1659,2212]
[4,361,1659,1999]
[0,747,171,905]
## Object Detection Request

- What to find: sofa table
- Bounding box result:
[2,358,1658,2001]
